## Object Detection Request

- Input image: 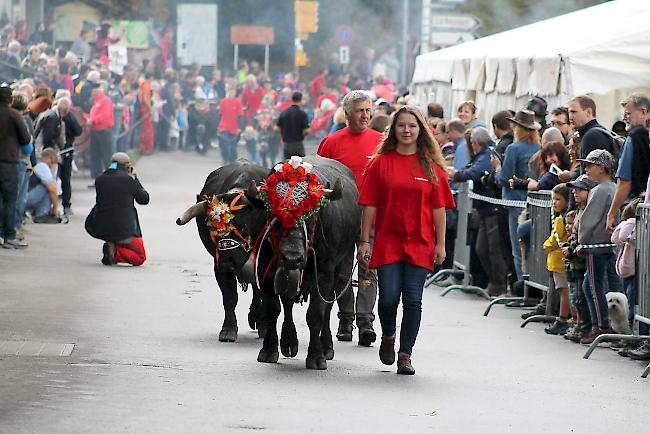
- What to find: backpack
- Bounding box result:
[591,126,624,162]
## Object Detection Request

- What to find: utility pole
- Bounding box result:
[421,0,431,54]
[401,0,409,84]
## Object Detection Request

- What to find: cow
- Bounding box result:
[246,156,360,370]
[176,160,269,342]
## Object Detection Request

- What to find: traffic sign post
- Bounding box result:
[339,45,350,65]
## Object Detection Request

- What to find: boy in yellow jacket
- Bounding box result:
[543,183,570,335]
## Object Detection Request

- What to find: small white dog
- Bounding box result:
[607,292,632,334]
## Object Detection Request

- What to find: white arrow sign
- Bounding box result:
[431,31,477,46]
[430,15,480,31]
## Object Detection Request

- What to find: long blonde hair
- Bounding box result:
[377,106,447,182]
[513,124,541,144]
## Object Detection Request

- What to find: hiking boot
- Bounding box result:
[609,339,632,351]
[397,352,415,375]
[629,341,650,360]
[358,327,376,347]
[545,320,570,335]
[3,237,28,249]
[564,323,580,342]
[102,242,116,265]
[580,327,612,345]
[379,336,395,365]
[336,320,353,342]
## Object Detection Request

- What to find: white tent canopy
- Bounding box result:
[412,0,650,126]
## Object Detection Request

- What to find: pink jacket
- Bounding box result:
[611,218,635,278]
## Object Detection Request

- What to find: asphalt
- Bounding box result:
[1,147,648,434]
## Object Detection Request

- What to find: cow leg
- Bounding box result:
[306,294,327,370]
[250,284,267,339]
[280,296,298,358]
[321,302,335,360]
[215,269,238,342]
[257,290,280,363]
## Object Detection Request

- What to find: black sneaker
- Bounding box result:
[545,320,570,335]
[521,304,546,320]
[33,215,61,224]
[336,320,353,342]
[101,242,116,265]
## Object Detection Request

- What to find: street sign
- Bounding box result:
[430,31,476,46]
[336,25,353,44]
[230,25,275,45]
[339,45,350,65]
[430,14,480,31]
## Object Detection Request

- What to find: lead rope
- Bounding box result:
[310,246,362,305]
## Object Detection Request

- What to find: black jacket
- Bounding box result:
[85,167,150,242]
[34,108,64,150]
[0,105,31,163]
[63,110,83,150]
[578,119,617,172]
[628,125,650,197]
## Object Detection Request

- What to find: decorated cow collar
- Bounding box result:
[258,156,329,229]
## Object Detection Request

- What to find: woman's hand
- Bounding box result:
[434,244,446,265]
[357,242,372,266]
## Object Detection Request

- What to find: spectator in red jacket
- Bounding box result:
[241,74,264,126]
[88,86,115,180]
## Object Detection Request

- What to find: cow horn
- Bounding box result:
[247,180,260,199]
[323,178,343,201]
[176,200,207,225]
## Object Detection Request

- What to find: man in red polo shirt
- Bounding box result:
[218,88,244,164]
[318,90,383,347]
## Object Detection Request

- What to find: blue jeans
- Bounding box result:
[582,252,623,328]
[15,160,29,230]
[517,219,531,252]
[218,132,239,164]
[26,184,52,217]
[507,207,524,280]
[377,262,429,355]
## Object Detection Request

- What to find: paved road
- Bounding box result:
[1,147,648,433]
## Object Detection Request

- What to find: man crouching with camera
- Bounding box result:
[85,152,149,266]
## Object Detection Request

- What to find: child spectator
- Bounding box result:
[576,149,623,344]
[243,126,260,164]
[562,175,598,343]
[543,183,570,334]
[176,98,188,150]
[611,198,646,335]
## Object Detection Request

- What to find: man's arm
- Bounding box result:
[607,179,631,232]
[45,181,59,215]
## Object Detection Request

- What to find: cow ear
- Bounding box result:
[244,181,265,209]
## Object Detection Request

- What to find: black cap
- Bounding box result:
[526,96,548,118]
[0,83,12,103]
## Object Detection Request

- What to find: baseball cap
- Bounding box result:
[567,174,598,191]
[576,149,615,169]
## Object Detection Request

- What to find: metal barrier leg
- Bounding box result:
[484,297,524,316]
[440,284,491,300]
[642,363,650,378]
[583,335,650,359]
[425,270,451,287]
[520,314,555,328]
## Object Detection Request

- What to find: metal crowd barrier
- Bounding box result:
[426,181,491,300]
[582,203,650,378]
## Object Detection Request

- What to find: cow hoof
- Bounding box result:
[281,342,299,358]
[257,327,267,339]
[218,327,238,342]
[324,348,334,360]
[257,349,279,363]
[306,356,327,370]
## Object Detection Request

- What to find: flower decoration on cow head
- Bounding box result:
[205,192,246,243]
[258,156,329,229]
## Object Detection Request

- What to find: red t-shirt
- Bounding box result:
[358,151,455,271]
[315,93,338,110]
[317,127,384,192]
[218,97,244,134]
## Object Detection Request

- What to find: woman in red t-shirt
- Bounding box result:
[357,106,455,375]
